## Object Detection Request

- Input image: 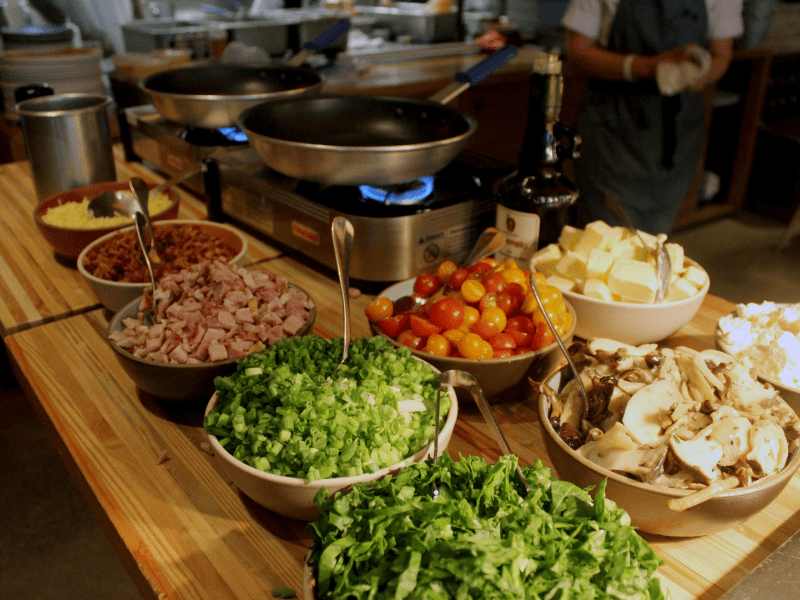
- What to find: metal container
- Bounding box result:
[16,93,116,201]
[354,3,458,43]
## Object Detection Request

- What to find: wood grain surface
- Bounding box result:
[7,269,800,600]
[0,147,282,336]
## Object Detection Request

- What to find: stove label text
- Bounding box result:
[291,221,320,246]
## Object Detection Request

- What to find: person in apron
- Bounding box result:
[562,0,744,234]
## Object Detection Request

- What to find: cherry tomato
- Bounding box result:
[495,291,521,316]
[409,314,442,338]
[379,314,410,338]
[482,272,507,294]
[365,297,393,322]
[413,273,441,297]
[448,268,470,291]
[481,306,507,332]
[397,329,424,350]
[458,333,492,359]
[461,279,486,303]
[478,292,499,313]
[460,305,480,332]
[424,334,452,356]
[467,261,492,276]
[471,319,499,340]
[442,328,464,346]
[506,282,527,302]
[429,297,465,331]
[531,324,556,350]
[490,333,517,351]
[476,257,498,269]
[492,348,514,359]
[506,315,536,346]
[436,260,458,286]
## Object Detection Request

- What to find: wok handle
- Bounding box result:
[303,18,351,53]
[428,45,518,104]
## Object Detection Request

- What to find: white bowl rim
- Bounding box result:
[77,219,249,288]
[34,182,179,233]
[538,365,800,499]
[715,309,800,395]
[562,257,710,308]
[372,278,577,365]
[204,363,459,488]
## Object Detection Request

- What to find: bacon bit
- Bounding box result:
[200,442,215,456]
[155,449,170,465]
[348,287,361,299]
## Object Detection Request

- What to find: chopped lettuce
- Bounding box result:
[204,335,449,481]
[309,454,665,599]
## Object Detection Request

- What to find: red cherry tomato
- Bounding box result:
[379,314,410,338]
[492,348,514,359]
[409,314,442,338]
[490,333,517,351]
[478,292,498,313]
[471,319,499,341]
[413,273,441,297]
[448,268,470,291]
[506,282,527,302]
[436,260,458,286]
[429,297,465,331]
[495,291,521,316]
[482,272,508,294]
[365,297,393,322]
[506,315,536,346]
[397,329,424,350]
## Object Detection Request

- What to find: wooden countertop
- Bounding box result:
[4,155,800,600]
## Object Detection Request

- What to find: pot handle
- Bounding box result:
[429,45,518,104]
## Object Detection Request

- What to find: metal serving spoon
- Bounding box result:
[439,369,530,494]
[332,217,354,372]
[603,194,671,302]
[134,212,157,327]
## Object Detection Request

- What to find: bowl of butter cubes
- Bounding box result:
[530,221,709,345]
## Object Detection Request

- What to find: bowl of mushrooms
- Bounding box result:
[537,338,800,537]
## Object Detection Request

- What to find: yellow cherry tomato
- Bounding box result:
[424,334,452,356]
[478,339,494,359]
[530,271,547,290]
[460,305,480,331]
[481,306,507,332]
[457,332,486,359]
[365,297,394,322]
[460,279,486,303]
[442,328,464,346]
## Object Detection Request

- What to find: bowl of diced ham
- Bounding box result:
[107,260,315,401]
[78,220,249,313]
[530,221,710,345]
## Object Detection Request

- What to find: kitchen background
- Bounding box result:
[1,0,800,598]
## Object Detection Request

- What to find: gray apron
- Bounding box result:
[573,0,708,234]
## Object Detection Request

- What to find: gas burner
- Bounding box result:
[180,125,249,147]
[359,176,435,205]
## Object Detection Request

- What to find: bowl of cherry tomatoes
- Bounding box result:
[365,257,576,401]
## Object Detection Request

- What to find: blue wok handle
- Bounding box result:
[455,45,518,86]
[303,18,351,53]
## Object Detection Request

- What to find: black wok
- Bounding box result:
[237,45,518,186]
[139,18,350,129]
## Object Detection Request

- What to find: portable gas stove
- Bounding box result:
[121,104,514,283]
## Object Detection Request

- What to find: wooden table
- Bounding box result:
[4,156,800,600]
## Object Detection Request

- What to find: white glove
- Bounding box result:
[656,44,711,96]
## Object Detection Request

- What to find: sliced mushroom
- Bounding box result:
[747,420,789,477]
[622,377,684,445]
[669,423,725,485]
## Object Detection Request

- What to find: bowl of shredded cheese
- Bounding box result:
[33,181,180,259]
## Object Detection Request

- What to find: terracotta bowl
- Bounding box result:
[33,181,179,260]
[370,278,576,401]
[204,371,459,521]
[78,219,248,313]
[537,365,800,537]
[562,258,710,346]
[107,289,316,402]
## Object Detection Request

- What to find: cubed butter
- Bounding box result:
[665,243,685,277]
[558,225,583,251]
[665,276,699,302]
[555,250,587,282]
[636,230,659,249]
[573,220,623,257]
[608,259,658,303]
[683,264,707,289]
[583,278,614,301]
[607,237,647,261]
[546,273,578,293]
[586,248,615,282]
[531,243,562,277]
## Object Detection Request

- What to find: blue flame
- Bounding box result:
[359,176,434,205]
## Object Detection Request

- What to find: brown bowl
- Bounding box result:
[370,278,576,400]
[34,181,180,259]
[108,287,316,402]
[537,365,800,537]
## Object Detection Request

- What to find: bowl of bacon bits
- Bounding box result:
[79,219,248,312]
[107,260,315,401]
[365,257,576,400]
[34,181,179,260]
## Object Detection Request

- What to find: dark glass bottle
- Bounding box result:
[494,52,580,266]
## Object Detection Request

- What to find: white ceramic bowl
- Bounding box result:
[78,219,248,312]
[370,278,576,401]
[715,318,800,415]
[538,364,800,537]
[205,374,458,521]
[563,258,710,345]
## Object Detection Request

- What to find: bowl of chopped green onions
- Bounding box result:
[203,335,459,521]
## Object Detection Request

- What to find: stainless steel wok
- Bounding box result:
[139,18,350,129]
[237,45,518,186]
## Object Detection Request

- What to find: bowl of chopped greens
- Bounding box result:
[303,453,668,599]
[537,338,800,537]
[203,335,459,521]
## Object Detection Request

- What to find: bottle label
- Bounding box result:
[495,205,541,266]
